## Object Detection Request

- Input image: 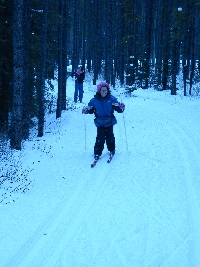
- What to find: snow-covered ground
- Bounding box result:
[1,77,200,267]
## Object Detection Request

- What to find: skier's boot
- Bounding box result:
[94,155,100,161]
[109,151,115,157]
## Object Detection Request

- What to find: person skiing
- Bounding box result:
[82,82,125,161]
[72,66,85,103]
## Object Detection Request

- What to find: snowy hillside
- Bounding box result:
[1,78,200,267]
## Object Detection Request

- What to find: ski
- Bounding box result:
[91,153,114,167]
[91,160,98,168]
[107,154,114,163]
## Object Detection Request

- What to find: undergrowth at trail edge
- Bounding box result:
[0,141,34,206]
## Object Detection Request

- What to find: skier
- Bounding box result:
[72,66,85,103]
[82,82,125,162]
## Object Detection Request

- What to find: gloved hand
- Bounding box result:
[119,103,125,110]
[82,107,88,114]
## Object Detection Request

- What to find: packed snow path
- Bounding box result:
[1,89,200,267]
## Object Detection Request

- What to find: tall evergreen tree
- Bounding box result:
[38,0,48,137]
[56,0,63,119]
[0,0,13,132]
[10,0,29,149]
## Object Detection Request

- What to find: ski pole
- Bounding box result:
[120,96,128,152]
[83,114,87,150]
[122,110,128,152]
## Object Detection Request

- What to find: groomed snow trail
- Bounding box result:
[1,92,200,267]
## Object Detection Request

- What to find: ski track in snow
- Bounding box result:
[136,101,200,267]
[162,110,200,267]
[1,93,200,267]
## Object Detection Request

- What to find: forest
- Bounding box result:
[0,0,199,150]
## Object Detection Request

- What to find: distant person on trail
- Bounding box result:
[82,82,125,162]
[72,66,85,103]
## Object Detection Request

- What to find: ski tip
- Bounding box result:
[91,161,97,168]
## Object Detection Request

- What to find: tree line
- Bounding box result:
[0,0,199,149]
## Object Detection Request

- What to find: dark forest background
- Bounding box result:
[0,0,200,149]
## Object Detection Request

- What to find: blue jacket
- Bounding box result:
[88,94,124,127]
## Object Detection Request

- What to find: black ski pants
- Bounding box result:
[94,125,115,156]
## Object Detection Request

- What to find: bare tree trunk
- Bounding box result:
[171,5,177,96]
[10,0,28,149]
[189,12,195,95]
[171,33,177,95]
[56,0,63,119]
[38,0,48,137]
[62,0,68,111]
[144,0,153,89]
